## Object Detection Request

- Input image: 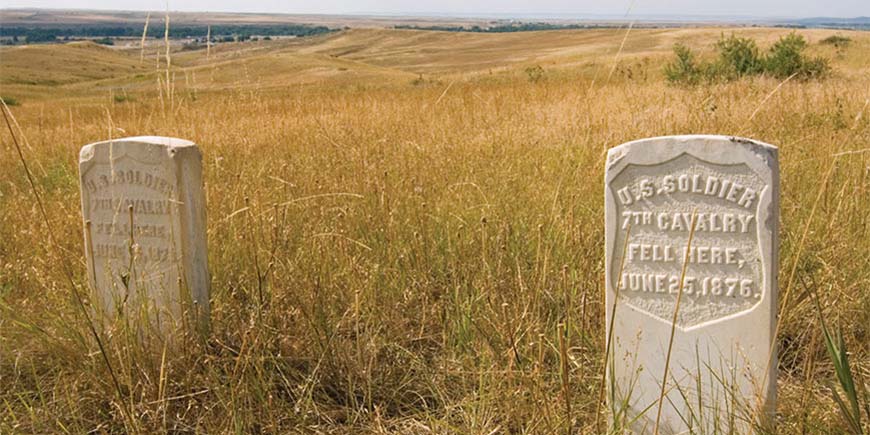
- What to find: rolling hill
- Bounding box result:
[1,26,868,101]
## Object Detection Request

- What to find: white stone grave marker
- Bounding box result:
[79,136,209,334]
[604,135,778,433]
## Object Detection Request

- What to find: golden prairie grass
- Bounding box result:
[0,27,868,433]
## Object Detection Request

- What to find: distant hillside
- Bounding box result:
[790,16,870,30]
[0,41,144,86]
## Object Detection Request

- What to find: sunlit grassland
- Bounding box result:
[0,27,868,433]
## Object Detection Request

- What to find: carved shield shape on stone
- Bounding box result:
[608,153,767,330]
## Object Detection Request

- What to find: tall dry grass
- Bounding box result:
[0,28,869,433]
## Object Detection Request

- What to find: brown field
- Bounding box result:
[1,25,869,433]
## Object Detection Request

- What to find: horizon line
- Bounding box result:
[1,7,867,22]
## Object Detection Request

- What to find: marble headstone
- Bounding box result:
[79,136,209,334]
[604,135,778,433]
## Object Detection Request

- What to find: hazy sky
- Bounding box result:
[3,0,867,19]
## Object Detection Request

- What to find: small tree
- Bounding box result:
[765,33,806,78]
[664,43,700,85]
[765,33,829,79]
[714,34,763,79]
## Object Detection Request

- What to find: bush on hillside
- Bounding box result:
[713,34,764,79]
[113,94,133,103]
[525,65,545,83]
[663,43,700,85]
[0,96,20,106]
[765,33,829,79]
[820,35,851,48]
[665,33,830,85]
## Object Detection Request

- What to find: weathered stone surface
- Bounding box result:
[79,136,209,334]
[604,135,778,433]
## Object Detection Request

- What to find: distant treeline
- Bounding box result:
[394,22,618,33]
[397,21,870,32]
[0,24,336,43]
[792,16,870,30]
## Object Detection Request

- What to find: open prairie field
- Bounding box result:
[1,26,869,433]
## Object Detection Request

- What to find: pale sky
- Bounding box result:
[2,0,867,19]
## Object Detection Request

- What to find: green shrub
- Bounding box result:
[796,56,830,79]
[714,34,763,79]
[765,33,806,78]
[524,65,545,83]
[0,96,19,106]
[664,43,700,85]
[94,37,114,46]
[113,94,133,103]
[664,33,831,85]
[820,35,851,48]
[765,33,829,79]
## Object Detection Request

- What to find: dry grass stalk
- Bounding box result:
[140,12,151,64]
[596,223,632,433]
[164,11,172,111]
[1,99,132,428]
[653,209,698,435]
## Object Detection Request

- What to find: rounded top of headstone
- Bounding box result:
[606,135,778,176]
[608,135,777,155]
[109,136,197,147]
[80,136,197,163]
